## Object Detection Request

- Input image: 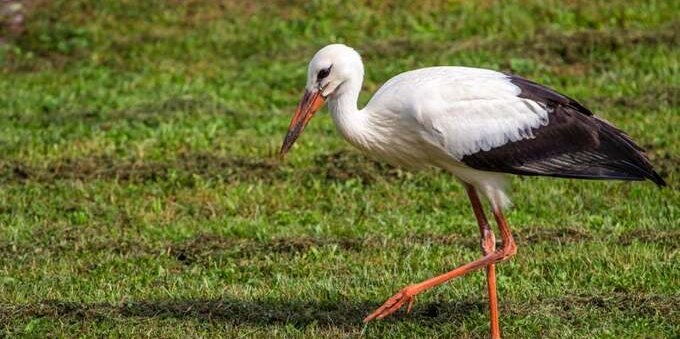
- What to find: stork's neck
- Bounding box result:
[328,77,361,117]
[327,75,372,149]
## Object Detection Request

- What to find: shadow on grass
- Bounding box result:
[0,150,402,186]
[2,293,674,334]
[2,298,484,329]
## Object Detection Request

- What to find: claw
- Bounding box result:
[364,287,417,322]
[407,296,415,313]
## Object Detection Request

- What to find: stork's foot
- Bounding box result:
[363,286,417,322]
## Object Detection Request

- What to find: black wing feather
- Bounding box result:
[461,74,666,187]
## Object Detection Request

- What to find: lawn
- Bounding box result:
[0,0,678,337]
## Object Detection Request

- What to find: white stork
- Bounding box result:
[279,44,665,338]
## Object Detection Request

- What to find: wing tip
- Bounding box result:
[649,171,667,188]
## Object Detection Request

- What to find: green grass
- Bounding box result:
[0,0,678,337]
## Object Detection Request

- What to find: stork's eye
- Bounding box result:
[317,67,331,80]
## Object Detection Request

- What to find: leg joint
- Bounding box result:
[480,228,496,255]
[499,241,517,260]
[489,239,517,262]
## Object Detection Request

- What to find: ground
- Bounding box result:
[0,1,678,338]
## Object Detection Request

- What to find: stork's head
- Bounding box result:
[280,44,363,157]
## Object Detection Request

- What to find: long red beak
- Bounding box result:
[280,89,326,157]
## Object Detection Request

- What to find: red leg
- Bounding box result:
[465,184,500,339]
[364,190,517,336]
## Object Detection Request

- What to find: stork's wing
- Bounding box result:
[420,71,665,186]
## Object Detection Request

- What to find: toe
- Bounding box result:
[365,290,416,322]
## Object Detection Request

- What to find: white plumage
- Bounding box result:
[320,47,549,209]
[368,67,551,157]
[282,43,663,208]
